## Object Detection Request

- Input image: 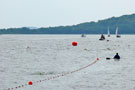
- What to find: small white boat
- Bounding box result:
[115,27,121,38]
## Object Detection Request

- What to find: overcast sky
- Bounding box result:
[0,0,135,28]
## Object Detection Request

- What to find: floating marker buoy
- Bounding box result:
[72,41,78,46]
[97,58,99,61]
[28,81,33,85]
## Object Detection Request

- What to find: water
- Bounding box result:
[0,35,135,90]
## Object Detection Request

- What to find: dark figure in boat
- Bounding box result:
[99,34,105,40]
[113,53,120,60]
[81,34,86,37]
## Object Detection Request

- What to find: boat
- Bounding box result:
[115,27,121,38]
[81,34,86,37]
[99,34,105,40]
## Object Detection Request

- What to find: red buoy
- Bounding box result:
[72,41,78,46]
[28,81,33,85]
[97,58,99,61]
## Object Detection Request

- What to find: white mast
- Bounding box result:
[115,27,118,36]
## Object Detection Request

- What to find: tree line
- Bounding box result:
[1,14,135,34]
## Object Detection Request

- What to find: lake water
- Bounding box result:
[0,35,135,90]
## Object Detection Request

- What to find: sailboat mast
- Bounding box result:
[115,27,118,36]
[108,27,110,37]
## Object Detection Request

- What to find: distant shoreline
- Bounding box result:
[1,14,135,34]
[1,34,135,35]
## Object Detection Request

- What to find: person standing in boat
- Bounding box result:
[113,53,120,60]
[100,34,105,40]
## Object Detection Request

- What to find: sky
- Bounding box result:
[0,0,135,29]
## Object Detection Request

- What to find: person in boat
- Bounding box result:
[81,34,85,37]
[99,34,105,40]
[113,53,120,60]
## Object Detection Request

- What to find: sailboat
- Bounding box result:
[115,27,121,38]
[107,27,110,37]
